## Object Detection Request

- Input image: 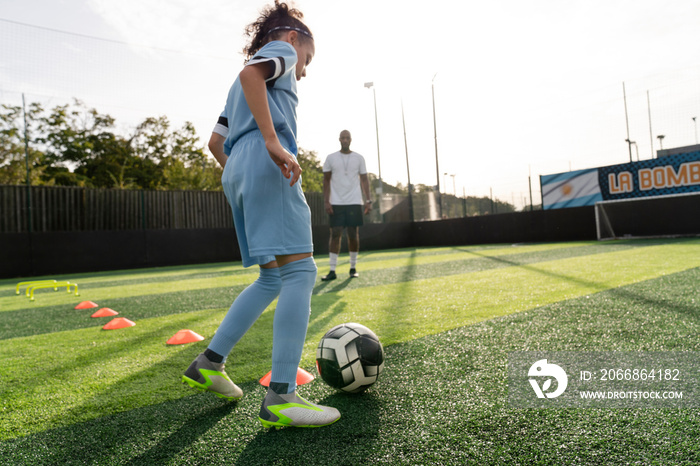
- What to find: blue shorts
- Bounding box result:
[222,132,313,267]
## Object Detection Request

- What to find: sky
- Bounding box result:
[1,0,699,208]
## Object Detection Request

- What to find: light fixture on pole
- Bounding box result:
[625,139,639,162]
[657,134,665,151]
[364,82,382,219]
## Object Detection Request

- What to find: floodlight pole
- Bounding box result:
[22,94,32,233]
[443,172,448,217]
[623,82,633,163]
[647,91,654,158]
[431,73,443,219]
[528,165,533,211]
[364,82,382,220]
[401,100,414,222]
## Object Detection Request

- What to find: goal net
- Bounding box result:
[595,192,700,240]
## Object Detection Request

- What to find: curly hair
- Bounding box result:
[243,1,313,63]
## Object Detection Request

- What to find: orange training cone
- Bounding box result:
[91,308,119,318]
[259,367,315,387]
[102,317,136,330]
[75,301,99,310]
[166,329,204,345]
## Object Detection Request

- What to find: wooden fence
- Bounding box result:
[0,185,327,233]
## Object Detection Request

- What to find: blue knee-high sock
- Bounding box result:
[207,267,282,362]
[270,257,317,394]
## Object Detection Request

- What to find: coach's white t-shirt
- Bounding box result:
[323,151,367,205]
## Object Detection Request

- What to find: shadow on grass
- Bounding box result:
[235,391,383,466]
[0,262,253,291]
[126,397,240,465]
[82,266,255,291]
[0,383,385,466]
[313,276,353,295]
[13,280,349,445]
[0,389,248,466]
[0,285,246,340]
[2,266,699,464]
[465,242,700,318]
[1,240,651,340]
[374,250,419,339]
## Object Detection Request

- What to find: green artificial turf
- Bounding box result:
[0,239,698,464]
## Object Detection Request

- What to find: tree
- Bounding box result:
[163,121,222,191]
[0,103,45,185]
[131,116,171,162]
[163,156,223,191]
[32,100,122,186]
[5,99,406,193]
[130,116,222,190]
[74,131,140,189]
[296,147,323,192]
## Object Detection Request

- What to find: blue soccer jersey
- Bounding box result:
[213,39,313,267]
[213,41,300,157]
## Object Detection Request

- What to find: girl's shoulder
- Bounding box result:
[255,40,295,57]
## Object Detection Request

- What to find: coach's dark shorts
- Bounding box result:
[329,204,364,228]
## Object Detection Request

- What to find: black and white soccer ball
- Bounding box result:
[315,322,384,393]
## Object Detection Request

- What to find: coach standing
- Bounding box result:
[321,130,372,280]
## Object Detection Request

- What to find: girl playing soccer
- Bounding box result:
[182,1,340,429]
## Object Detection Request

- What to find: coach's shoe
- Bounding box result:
[182,353,243,401]
[349,268,359,278]
[259,388,341,429]
[321,270,337,281]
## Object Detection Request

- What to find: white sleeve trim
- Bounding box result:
[212,123,228,138]
[247,56,285,82]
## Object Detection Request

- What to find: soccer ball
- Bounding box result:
[315,322,384,393]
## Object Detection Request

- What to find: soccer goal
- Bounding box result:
[595,192,700,240]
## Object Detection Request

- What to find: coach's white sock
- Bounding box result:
[349,252,358,269]
[329,253,338,272]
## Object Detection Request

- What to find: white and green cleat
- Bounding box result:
[182,353,243,401]
[258,388,341,429]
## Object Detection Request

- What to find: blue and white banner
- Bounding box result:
[541,150,700,209]
[541,168,603,210]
